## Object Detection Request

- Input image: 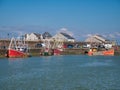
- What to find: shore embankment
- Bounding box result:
[0,47,120,58]
[0,39,120,57]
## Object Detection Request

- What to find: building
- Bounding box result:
[42,32,52,39]
[52,32,75,42]
[25,33,42,41]
[85,35,110,43]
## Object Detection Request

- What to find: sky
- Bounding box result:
[0,0,120,41]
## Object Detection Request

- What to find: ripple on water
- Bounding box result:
[80,62,113,67]
[0,55,120,90]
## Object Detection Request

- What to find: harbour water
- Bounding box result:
[0,55,120,90]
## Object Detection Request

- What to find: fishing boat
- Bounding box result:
[7,37,30,58]
[52,39,64,55]
[53,48,62,55]
[88,48,114,56]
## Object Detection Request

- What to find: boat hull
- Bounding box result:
[88,49,114,56]
[54,49,61,55]
[103,49,114,56]
[7,49,28,58]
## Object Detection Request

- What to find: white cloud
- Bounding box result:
[60,28,68,31]
[86,34,93,37]
[102,34,108,38]
[81,34,93,38]
[115,32,120,36]
[0,25,55,37]
[58,27,74,36]
[108,34,116,39]
[0,26,28,38]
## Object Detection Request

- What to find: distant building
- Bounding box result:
[52,32,75,42]
[85,35,110,43]
[42,32,52,39]
[25,33,42,41]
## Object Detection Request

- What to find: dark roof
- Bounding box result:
[42,32,52,39]
[24,34,27,38]
[33,33,41,38]
[95,35,109,41]
[60,32,74,39]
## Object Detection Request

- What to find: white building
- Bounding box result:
[25,33,42,41]
[85,35,109,43]
[52,32,75,42]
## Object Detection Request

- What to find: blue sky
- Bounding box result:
[0,0,120,41]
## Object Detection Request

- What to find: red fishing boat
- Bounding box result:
[53,49,61,55]
[7,37,30,58]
